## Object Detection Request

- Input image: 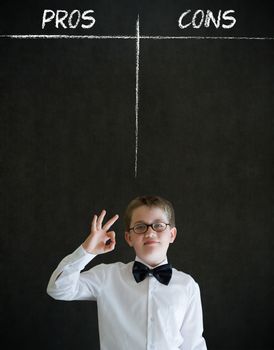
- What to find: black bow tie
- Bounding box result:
[132,261,172,286]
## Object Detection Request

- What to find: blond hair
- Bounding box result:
[124,195,175,230]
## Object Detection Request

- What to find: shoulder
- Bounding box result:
[84,261,134,286]
[86,261,133,275]
[171,266,200,291]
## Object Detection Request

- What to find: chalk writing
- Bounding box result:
[42,9,96,29]
[178,9,236,29]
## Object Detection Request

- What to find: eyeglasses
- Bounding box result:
[129,222,170,234]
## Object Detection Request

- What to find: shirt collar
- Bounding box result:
[135,256,168,269]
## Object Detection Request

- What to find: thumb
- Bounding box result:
[104,231,116,252]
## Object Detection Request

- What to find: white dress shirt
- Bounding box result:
[47,245,207,350]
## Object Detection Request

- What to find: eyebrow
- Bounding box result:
[133,219,165,225]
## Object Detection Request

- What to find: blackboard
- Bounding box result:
[1,1,273,349]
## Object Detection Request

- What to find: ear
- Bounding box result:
[125,231,133,247]
[169,227,177,243]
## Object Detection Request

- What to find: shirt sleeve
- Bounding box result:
[46,245,104,301]
[180,281,207,350]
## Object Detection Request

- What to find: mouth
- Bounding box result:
[144,240,160,245]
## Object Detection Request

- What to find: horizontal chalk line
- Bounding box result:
[0,35,136,39]
[141,35,274,40]
[0,34,274,40]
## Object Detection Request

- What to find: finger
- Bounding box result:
[105,238,112,246]
[105,234,116,252]
[97,209,107,229]
[103,214,119,231]
[105,231,115,246]
[107,231,116,242]
[91,214,98,232]
[107,240,116,251]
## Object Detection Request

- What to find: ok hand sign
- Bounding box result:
[82,210,119,255]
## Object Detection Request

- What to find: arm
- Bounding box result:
[46,210,119,301]
[180,282,207,350]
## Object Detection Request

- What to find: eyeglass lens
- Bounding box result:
[134,223,167,234]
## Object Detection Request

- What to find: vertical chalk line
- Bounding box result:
[135,16,140,178]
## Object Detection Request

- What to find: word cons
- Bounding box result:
[178,9,236,29]
[42,9,96,29]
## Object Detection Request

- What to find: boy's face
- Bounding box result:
[125,205,177,267]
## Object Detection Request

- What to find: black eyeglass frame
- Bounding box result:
[129,222,170,234]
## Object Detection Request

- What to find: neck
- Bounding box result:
[136,255,167,268]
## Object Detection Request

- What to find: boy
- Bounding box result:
[47,195,207,350]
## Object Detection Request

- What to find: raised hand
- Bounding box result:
[82,210,119,255]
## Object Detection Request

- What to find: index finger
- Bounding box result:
[102,214,119,231]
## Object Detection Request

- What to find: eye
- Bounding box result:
[134,224,147,233]
[153,223,166,231]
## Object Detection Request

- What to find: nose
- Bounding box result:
[144,226,157,238]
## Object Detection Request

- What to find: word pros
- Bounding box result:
[42,9,96,29]
[178,9,236,29]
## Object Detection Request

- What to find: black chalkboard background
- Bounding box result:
[1,1,273,349]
